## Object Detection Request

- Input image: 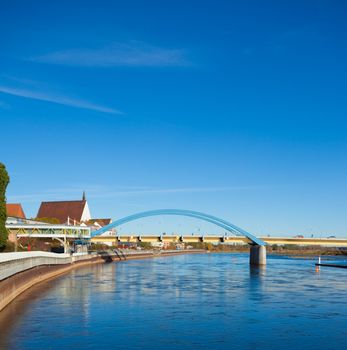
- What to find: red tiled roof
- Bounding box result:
[87,218,112,227]
[36,200,87,224]
[6,203,26,219]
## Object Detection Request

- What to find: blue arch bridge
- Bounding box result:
[91,209,267,266]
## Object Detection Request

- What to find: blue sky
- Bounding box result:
[0,0,346,236]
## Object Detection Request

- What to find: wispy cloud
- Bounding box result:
[0,85,122,114]
[8,185,269,203]
[90,186,264,198]
[29,42,190,68]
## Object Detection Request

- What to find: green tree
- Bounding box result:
[138,242,152,249]
[0,163,10,250]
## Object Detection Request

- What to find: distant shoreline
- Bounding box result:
[207,248,346,257]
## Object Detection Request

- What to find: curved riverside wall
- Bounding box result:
[0,252,72,281]
[0,249,205,312]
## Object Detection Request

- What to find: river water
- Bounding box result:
[1,253,347,350]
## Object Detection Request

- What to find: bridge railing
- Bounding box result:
[6,224,91,238]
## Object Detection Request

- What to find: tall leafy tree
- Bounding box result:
[0,163,10,249]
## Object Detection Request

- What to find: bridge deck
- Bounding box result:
[91,235,347,246]
[7,224,347,246]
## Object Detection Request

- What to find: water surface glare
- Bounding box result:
[1,253,347,349]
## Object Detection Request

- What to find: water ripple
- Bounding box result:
[1,253,347,350]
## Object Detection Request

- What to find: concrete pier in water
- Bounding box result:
[249,245,267,266]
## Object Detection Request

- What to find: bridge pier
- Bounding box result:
[249,245,266,266]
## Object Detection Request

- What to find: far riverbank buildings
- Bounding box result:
[37,192,91,225]
[36,192,113,233]
[6,203,26,219]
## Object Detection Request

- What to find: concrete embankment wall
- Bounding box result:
[0,250,204,312]
[0,252,72,281]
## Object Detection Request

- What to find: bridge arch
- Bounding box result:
[91,209,266,246]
